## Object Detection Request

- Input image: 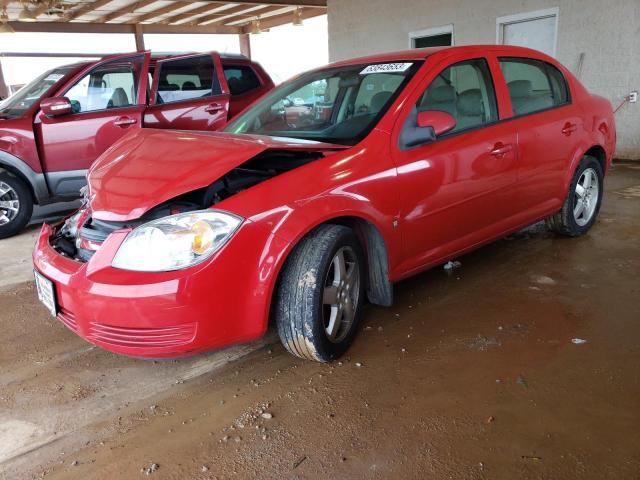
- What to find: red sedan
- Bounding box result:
[33,45,615,362]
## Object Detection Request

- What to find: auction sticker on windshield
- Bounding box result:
[360,63,413,75]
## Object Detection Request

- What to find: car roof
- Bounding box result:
[328,44,552,68]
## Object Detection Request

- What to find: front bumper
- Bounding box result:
[32,221,288,358]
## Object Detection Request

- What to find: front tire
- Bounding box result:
[546,155,603,237]
[275,224,365,362]
[0,172,33,239]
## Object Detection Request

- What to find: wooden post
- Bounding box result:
[134,24,145,52]
[239,33,251,59]
[0,59,9,100]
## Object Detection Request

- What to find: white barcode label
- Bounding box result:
[360,63,413,75]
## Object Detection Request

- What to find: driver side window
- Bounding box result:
[417,58,498,134]
[65,56,143,113]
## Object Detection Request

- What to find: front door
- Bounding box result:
[144,53,230,131]
[35,52,150,197]
[392,56,518,274]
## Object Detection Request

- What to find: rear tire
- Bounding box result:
[0,171,33,240]
[546,155,603,237]
[275,224,365,362]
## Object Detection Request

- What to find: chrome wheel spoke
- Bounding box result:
[575,184,586,198]
[0,184,10,197]
[0,212,9,225]
[334,250,347,280]
[343,298,354,320]
[0,200,18,212]
[573,201,585,219]
[326,306,342,340]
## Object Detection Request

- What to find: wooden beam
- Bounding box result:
[161,1,230,25]
[62,0,116,21]
[239,33,251,58]
[8,21,241,34]
[95,0,158,23]
[205,5,286,26]
[203,0,326,5]
[134,23,145,50]
[0,52,104,57]
[194,4,261,26]
[0,59,9,100]
[128,1,190,24]
[240,6,325,31]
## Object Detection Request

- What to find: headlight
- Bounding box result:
[112,210,243,272]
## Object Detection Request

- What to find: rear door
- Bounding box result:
[144,53,230,131]
[222,61,272,119]
[495,55,581,215]
[35,52,150,197]
[391,53,519,273]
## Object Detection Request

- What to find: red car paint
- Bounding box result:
[33,45,615,358]
[0,51,273,206]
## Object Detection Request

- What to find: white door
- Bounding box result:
[497,9,558,57]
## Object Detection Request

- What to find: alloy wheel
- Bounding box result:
[0,181,20,226]
[573,167,599,227]
[322,246,360,343]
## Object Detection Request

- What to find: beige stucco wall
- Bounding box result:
[327,0,639,159]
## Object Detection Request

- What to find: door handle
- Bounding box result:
[562,122,578,136]
[490,143,513,157]
[113,116,137,127]
[204,103,224,114]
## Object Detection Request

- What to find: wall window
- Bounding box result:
[417,58,498,134]
[156,55,220,104]
[409,25,454,49]
[499,57,569,116]
[496,8,559,57]
[65,56,143,113]
[223,65,262,95]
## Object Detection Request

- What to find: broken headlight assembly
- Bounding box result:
[111,210,243,272]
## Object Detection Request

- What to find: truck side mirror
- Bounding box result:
[416,110,457,136]
[40,97,73,117]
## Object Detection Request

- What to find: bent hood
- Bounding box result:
[88,129,345,222]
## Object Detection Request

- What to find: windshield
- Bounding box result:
[224,61,422,145]
[0,66,75,119]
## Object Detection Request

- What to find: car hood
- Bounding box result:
[88,129,346,222]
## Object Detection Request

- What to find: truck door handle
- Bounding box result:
[113,116,137,127]
[490,143,513,157]
[562,122,578,136]
[204,103,223,114]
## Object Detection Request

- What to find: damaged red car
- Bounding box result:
[33,45,615,362]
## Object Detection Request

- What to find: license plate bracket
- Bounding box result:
[34,270,57,317]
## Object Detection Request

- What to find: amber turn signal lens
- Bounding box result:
[191,220,215,255]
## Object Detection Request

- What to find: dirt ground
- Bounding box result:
[1,164,639,480]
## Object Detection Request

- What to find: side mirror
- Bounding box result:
[40,97,73,117]
[417,110,456,136]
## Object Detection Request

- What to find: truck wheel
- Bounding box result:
[546,155,603,237]
[0,171,33,239]
[275,224,365,362]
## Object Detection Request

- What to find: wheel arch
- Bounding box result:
[0,150,49,204]
[317,215,394,307]
[564,143,607,194]
[264,213,394,333]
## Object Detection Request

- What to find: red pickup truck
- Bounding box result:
[0,51,274,238]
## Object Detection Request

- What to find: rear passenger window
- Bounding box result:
[499,58,569,116]
[223,65,261,95]
[417,58,498,134]
[156,55,220,104]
